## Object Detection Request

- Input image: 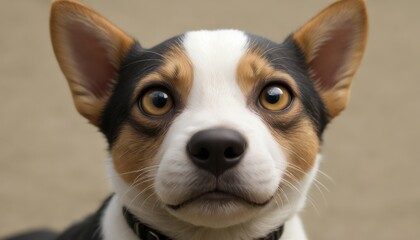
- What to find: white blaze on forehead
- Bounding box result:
[183,30,249,108]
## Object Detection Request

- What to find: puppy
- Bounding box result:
[22,0,369,239]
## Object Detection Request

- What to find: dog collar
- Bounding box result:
[123,207,284,240]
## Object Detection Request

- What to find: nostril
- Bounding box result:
[193,148,210,160]
[224,147,236,159]
[224,146,244,159]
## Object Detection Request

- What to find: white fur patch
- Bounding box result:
[101,195,138,240]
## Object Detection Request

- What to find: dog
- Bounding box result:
[7,0,368,239]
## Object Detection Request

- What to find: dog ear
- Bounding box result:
[50,0,135,126]
[293,0,368,119]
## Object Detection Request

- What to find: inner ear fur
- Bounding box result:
[293,0,368,119]
[50,0,135,126]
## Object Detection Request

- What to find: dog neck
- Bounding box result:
[122,206,285,240]
[101,196,308,240]
[101,158,318,240]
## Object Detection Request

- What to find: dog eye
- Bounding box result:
[139,88,173,116]
[259,85,292,111]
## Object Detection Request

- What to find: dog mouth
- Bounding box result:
[167,190,272,210]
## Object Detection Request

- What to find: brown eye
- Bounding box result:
[140,88,173,116]
[259,85,292,111]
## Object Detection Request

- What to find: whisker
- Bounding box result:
[286,164,329,192]
[108,165,160,178]
[317,169,334,183]
[118,167,158,200]
[273,195,281,208]
[141,190,159,210]
[121,177,155,200]
[141,50,170,61]
[279,145,311,166]
[282,177,320,214]
[127,184,156,210]
[277,186,289,204]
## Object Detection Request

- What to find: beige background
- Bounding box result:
[1,0,419,239]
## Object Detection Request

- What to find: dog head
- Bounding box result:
[50,0,367,237]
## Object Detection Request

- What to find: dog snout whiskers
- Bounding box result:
[187,128,246,177]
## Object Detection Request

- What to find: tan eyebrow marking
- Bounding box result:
[236,49,299,98]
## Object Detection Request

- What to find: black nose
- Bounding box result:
[187,128,246,177]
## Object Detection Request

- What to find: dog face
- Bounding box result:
[50,0,367,232]
[147,31,327,227]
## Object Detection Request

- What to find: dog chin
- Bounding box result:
[165,197,266,228]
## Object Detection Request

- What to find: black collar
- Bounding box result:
[123,207,284,240]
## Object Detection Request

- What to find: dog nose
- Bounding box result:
[187,128,246,177]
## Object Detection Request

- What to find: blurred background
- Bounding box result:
[1,0,419,239]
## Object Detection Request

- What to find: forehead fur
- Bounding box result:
[182,30,249,110]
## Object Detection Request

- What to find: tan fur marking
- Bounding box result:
[50,0,134,126]
[112,124,164,185]
[113,45,193,184]
[272,119,320,184]
[132,45,193,105]
[237,49,300,99]
[237,50,320,182]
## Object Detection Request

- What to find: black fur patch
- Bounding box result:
[100,36,184,146]
[246,33,328,138]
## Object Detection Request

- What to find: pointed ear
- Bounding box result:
[293,0,368,119]
[50,0,135,126]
